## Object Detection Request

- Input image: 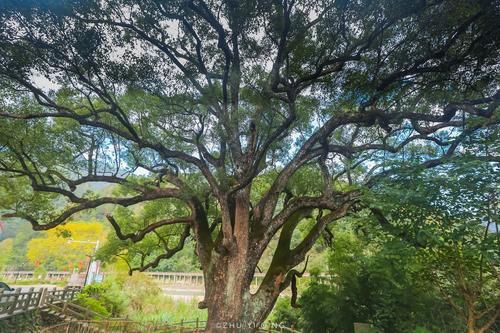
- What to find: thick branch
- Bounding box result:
[106,214,193,243]
[3,187,184,230]
[128,224,191,274]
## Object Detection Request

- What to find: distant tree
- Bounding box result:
[0,1,498,331]
[0,238,13,271]
[26,222,106,271]
[4,221,39,270]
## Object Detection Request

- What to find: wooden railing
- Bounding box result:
[46,300,107,321]
[0,286,80,319]
[40,319,303,333]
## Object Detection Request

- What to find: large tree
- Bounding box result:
[0,0,498,331]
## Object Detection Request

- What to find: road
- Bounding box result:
[161,287,204,301]
[5,283,204,301]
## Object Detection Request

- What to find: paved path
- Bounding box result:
[161,287,204,301]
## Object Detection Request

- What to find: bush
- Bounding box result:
[267,297,301,329]
[0,311,41,333]
[270,230,462,333]
[75,279,128,317]
[74,293,110,318]
[74,266,207,323]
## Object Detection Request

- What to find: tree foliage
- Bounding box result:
[0,0,498,329]
[283,230,456,333]
[26,221,106,271]
[0,220,39,270]
[364,163,499,333]
[0,238,13,271]
[272,161,498,333]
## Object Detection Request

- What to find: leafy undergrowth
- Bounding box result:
[75,263,207,324]
[0,310,42,333]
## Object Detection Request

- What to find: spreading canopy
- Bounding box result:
[0,0,498,318]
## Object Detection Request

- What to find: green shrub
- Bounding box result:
[268,297,301,329]
[74,294,110,318]
[76,280,128,317]
[74,268,207,323]
[0,311,41,333]
[270,230,462,333]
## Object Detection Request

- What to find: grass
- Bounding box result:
[127,296,208,324]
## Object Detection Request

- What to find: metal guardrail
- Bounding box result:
[0,286,80,319]
[1,271,328,288]
[1,271,71,281]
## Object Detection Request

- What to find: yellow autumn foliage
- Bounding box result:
[26,222,107,271]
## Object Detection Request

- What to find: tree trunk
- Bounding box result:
[203,266,258,333]
[201,189,279,333]
[202,246,281,333]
